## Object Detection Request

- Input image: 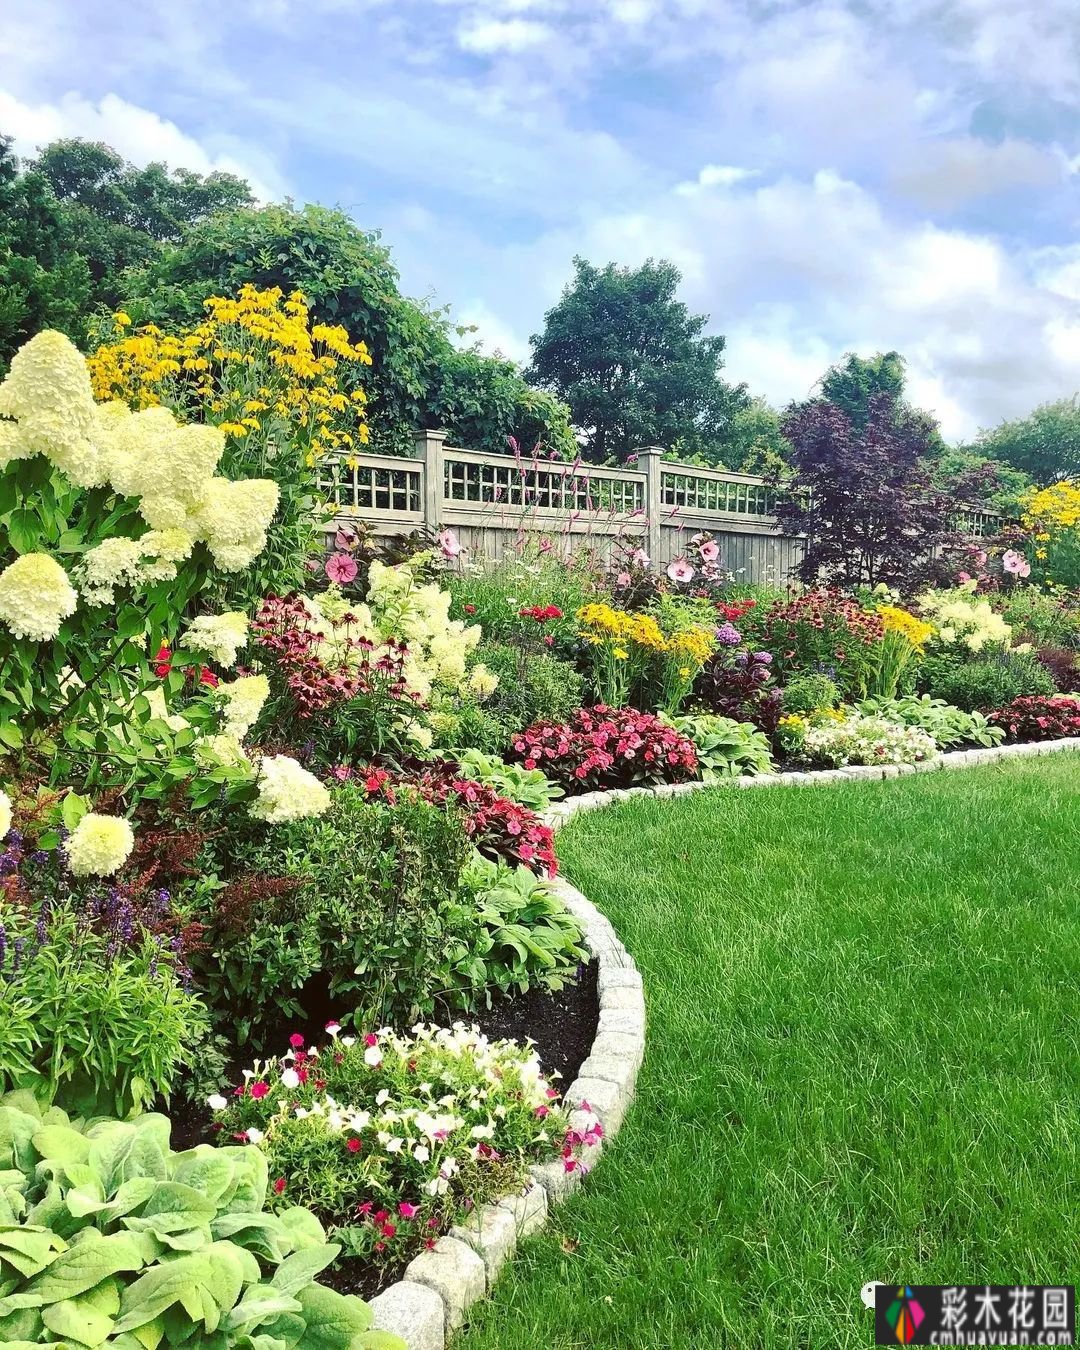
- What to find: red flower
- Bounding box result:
[289,1033,305,1048]
[198,666,219,688]
[464,604,477,615]
[273,1177,287,1195]
[153,644,172,677]
[346,1137,362,1153]
[250,1081,269,1099]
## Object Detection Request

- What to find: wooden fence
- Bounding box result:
[318,431,1001,586]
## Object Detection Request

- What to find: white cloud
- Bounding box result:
[457,17,553,53]
[675,164,760,196]
[0,88,285,201]
[889,137,1062,210]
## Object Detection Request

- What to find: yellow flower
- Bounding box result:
[115,311,132,327]
[612,647,629,660]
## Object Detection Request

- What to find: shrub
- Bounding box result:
[452,852,587,1002]
[448,748,564,810]
[662,713,775,779]
[510,706,698,793]
[1035,646,1080,693]
[994,586,1080,649]
[693,647,784,732]
[0,1092,395,1347]
[921,649,1057,712]
[986,695,1080,742]
[1019,481,1080,588]
[856,695,1004,749]
[740,590,885,696]
[795,712,938,768]
[212,1023,601,1272]
[471,640,584,737]
[781,673,840,715]
[198,785,474,1040]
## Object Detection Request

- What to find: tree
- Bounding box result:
[0,137,91,370]
[974,396,1080,485]
[29,138,253,312]
[122,202,576,457]
[819,350,906,427]
[526,256,747,462]
[775,393,977,591]
[724,397,791,474]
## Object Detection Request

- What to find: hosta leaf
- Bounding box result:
[0,1226,66,1278]
[168,1150,238,1206]
[0,1306,43,1342]
[275,1207,326,1252]
[211,1213,290,1262]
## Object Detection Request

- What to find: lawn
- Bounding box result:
[459,756,1080,1349]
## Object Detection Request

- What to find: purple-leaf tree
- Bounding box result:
[774,393,979,592]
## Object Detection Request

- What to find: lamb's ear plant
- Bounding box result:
[0,1091,404,1349]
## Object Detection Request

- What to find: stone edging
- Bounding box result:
[370,733,1080,1347]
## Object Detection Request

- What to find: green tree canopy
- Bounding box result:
[0,136,92,368]
[526,256,747,463]
[121,201,576,457]
[973,396,1080,485]
[819,350,907,427]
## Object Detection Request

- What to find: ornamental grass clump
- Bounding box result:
[212,1022,599,1272]
[0,1092,396,1348]
[510,706,698,792]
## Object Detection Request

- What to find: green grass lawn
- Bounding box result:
[459,756,1080,1350]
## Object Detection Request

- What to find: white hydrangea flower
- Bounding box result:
[0,553,78,641]
[143,686,190,735]
[0,788,11,841]
[216,674,270,741]
[182,612,249,668]
[77,537,147,606]
[66,812,135,877]
[250,754,331,824]
[467,663,499,700]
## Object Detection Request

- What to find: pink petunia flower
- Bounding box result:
[325,552,359,584]
[399,1202,419,1219]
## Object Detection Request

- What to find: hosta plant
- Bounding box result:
[661,713,775,780]
[447,748,564,810]
[0,1091,400,1348]
[856,695,1004,749]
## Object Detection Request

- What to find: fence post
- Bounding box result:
[414,428,448,532]
[636,445,665,566]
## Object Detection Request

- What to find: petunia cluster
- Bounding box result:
[795,711,938,768]
[211,1021,593,1268]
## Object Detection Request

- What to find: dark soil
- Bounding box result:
[165,962,600,1298]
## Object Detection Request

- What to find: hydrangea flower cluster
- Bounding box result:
[916,584,1012,654]
[216,674,271,740]
[64,812,136,878]
[510,705,699,792]
[0,329,280,641]
[211,1021,593,1268]
[364,559,483,699]
[182,612,250,669]
[0,553,78,641]
[250,754,332,824]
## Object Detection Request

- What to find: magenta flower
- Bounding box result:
[399,1201,419,1219]
[666,558,695,584]
[325,552,359,583]
[436,529,462,559]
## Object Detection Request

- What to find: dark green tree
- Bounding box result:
[973,396,1080,485]
[526,256,747,462]
[819,350,907,427]
[0,137,92,369]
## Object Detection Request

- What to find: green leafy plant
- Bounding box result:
[662,713,775,780]
[780,673,840,715]
[448,749,563,810]
[856,695,1005,749]
[920,649,1056,712]
[451,851,586,1002]
[471,641,585,742]
[0,1091,401,1347]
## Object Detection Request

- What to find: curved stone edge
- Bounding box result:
[369,857,646,1348]
[370,732,1080,1347]
[540,734,1080,829]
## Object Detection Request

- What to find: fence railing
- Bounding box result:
[318,431,998,585]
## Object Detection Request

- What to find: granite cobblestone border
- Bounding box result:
[370,734,1080,1347]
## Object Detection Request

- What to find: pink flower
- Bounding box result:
[616,571,631,588]
[436,529,462,559]
[325,552,359,584]
[273,1177,287,1195]
[289,1033,305,1048]
[666,558,696,584]
[957,571,971,583]
[1002,549,1030,577]
[346,1137,362,1153]
[399,1202,419,1219]
[631,548,650,567]
[250,1081,269,1099]
[335,526,358,551]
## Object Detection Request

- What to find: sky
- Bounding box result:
[3,0,1080,442]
